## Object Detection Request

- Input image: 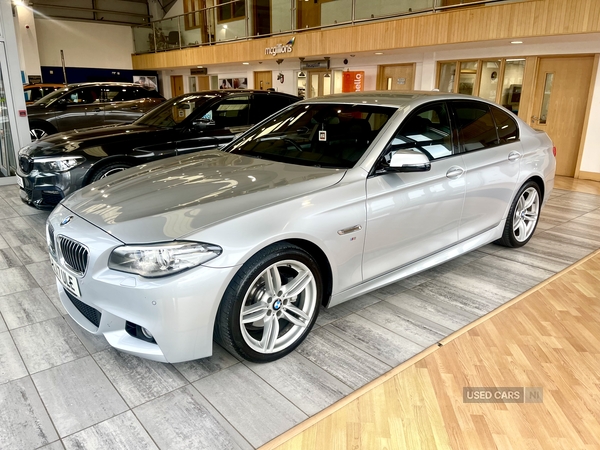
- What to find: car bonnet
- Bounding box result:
[61,150,346,243]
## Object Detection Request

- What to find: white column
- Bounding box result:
[14,3,42,82]
[578,57,600,177]
[417,52,437,91]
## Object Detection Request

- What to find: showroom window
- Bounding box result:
[437,59,526,114]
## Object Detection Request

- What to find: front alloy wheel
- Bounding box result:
[217,243,321,362]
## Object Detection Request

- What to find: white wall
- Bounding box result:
[14,4,41,80]
[579,64,600,175]
[35,18,134,69]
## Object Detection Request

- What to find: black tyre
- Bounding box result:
[89,162,132,183]
[29,122,56,140]
[496,181,541,248]
[216,242,322,363]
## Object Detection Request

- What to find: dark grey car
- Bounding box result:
[27,82,165,140]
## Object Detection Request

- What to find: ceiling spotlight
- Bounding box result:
[375,52,384,55]
[510,40,523,44]
[242,62,249,65]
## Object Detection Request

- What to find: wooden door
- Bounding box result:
[197,75,210,91]
[306,71,332,98]
[254,71,272,91]
[170,75,184,98]
[530,56,594,177]
[377,64,415,91]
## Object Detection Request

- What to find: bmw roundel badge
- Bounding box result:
[60,216,73,226]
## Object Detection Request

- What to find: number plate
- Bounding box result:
[17,176,24,189]
[50,257,81,297]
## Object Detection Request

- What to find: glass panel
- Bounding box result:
[478,60,501,102]
[333,70,343,94]
[321,0,352,26]
[355,0,433,21]
[309,73,319,98]
[189,76,197,92]
[154,17,180,50]
[501,59,525,114]
[297,72,306,99]
[539,73,554,124]
[458,61,477,95]
[0,62,17,176]
[179,14,202,47]
[323,74,331,96]
[271,0,293,33]
[438,62,456,92]
[132,25,154,53]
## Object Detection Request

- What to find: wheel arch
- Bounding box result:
[28,119,58,134]
[83,155,139,186]
[526,175,545,202]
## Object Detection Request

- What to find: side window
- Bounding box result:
[390,102,454,160]
[249,95,295,124]
[67,87,101,104]
[103,87,129,102]
[453,101,498,151]
[490,105,519,144]
[210,96,250,128]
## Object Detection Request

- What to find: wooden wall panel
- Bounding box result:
[133,0,600,70]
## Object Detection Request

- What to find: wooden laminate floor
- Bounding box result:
[265,176,600,450]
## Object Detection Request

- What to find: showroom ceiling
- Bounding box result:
[29,0,152,26]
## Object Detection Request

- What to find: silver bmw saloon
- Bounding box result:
[46,92,555,363]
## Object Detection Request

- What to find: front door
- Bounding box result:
[377,64,415,91]
[530,56,594,177]
[170,75,184,98]
[254,71,272,91]
[363,102,465,279]
[307,71,332,98]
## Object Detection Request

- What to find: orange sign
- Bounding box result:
[342,71,365,92]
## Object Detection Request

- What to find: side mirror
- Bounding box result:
[387,149,431,172]
[192,118,215,130]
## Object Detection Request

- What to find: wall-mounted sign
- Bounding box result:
[265,37,295,57]
[191,68,208,75]
[300,59,330,70]
[342,71,365,92]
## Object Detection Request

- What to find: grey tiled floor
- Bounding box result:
[1,184,599,449]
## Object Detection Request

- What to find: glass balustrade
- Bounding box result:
[132,0,508,54]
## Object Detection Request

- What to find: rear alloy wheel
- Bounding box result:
[497,181,541,248]
[29,123,55,140]
[217,243,321,362]
[89,163,131,183]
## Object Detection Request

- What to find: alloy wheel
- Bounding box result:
[512,187,539,242]
[100,167,127,179]
[239,260,317,354]
[30,128,48,140]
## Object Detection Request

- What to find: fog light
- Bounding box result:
[141,327,153,339]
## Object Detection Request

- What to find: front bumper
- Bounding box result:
[48,205,236,363]
[17,165,88,209]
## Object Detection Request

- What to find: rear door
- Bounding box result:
[452,100,522,241]
[176,95,251,155]
[55,86,104,131]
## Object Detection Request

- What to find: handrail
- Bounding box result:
[132,0,516,55]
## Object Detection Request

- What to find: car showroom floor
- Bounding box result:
[1,177,600,450]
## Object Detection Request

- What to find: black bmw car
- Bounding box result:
[17,90,299,208]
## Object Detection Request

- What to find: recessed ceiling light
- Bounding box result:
[511,41,523,44]
[242,62,250,65]
[197,66,203,68]
[375,52,384,55]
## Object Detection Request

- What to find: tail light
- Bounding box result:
[552,146,556,157]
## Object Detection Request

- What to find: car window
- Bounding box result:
[42,87,59,96]
[67,87,102,104]
[453,101,498,152]
[491,105,519,144]
[204,96,250,128]
[228,103,396,169]
[388,102,454,161]
[103,86,132,102]
[135,94,215,128]
[249,94,296,124]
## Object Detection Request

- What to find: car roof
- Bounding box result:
[24,83,64,88]
[61,82,154,89]
[185,89,299,99]
[303,91,496,108]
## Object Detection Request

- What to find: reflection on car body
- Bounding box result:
[46,92,555,364]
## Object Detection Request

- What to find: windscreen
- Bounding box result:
[134,94,215,128]
[227,103,396,168]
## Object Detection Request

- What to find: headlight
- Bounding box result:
[35,156,85,172]
[108,241,222,278]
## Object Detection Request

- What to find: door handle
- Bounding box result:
[446,166,464,179]
[508,151,522,161]
[531,115,539,123]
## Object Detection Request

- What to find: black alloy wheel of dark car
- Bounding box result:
[496,180,541,248]
[89,162,133,183]
[216,243,322,363]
